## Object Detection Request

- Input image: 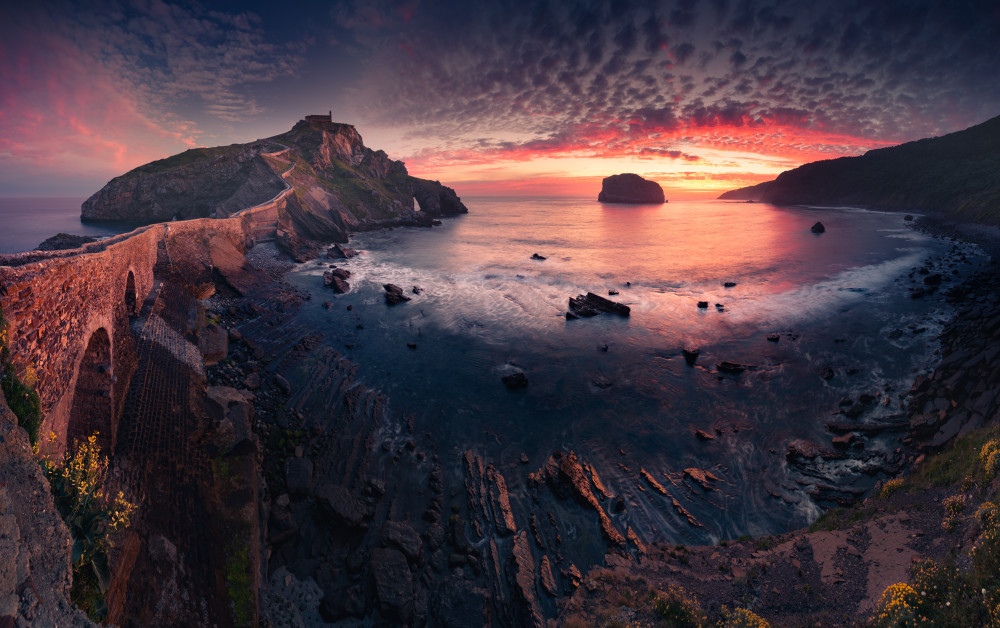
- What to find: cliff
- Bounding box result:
[82,117,468,244]
[719,114,1000,223]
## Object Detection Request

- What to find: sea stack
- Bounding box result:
[597,173,666,204]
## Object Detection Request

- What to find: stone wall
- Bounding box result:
[0,214,256,454]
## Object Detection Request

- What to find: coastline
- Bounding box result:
[2,201,997,625]
[199,212,999,625]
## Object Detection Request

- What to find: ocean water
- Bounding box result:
[0,198,130,254]
[285,197,984,545]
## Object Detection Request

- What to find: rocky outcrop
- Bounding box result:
[35,233,99,251]
[598,173,666,204]
[81,116,469,247]
[0,398,94,627]
[411,179,469,216]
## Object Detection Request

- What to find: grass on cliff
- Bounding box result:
[0,305,42,445]
[226,533,255,627]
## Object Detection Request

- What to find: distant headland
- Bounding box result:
[720,114,1000,224]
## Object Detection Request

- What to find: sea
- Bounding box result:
[0,195,984,544]
[0,198,130,254]
[283,196,985,544]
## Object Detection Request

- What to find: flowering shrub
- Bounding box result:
[976,502,998,528]
[649,584,705,627]
[941,494,968,531]
[40,433,135,621]
[877,478,907,500]
[982,439,1000,480]
[871,582,929,626]
[718,605,770,627]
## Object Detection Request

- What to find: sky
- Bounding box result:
[2,0,1000,199]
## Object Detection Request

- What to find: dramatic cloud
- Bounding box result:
[330,0,1000,190]
[2,0,999,196]
[0,1,301,194]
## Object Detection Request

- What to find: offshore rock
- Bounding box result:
[35,233,99,251]
[384,284,411,305]
[598,173,666,204]
[411,178,469,216]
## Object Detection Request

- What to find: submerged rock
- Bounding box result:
[502,372,528,389]
[682,348,700,365]
[597,173,666,204]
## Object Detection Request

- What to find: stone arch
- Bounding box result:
[66,327,113,454]
[125,270,138,317]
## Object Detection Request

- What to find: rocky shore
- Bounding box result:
[559,220,1000,626]
[5,205,998,626]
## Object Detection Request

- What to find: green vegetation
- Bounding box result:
[0,305,42,445]
[39,433,136,622]
[134,143,244,174]
[225,536,255,627]
[869,430,1000,626]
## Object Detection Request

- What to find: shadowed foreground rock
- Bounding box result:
[597,173,666,204]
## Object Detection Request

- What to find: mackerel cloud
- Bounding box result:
[335,0,1000,161]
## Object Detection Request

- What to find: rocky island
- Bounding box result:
[82,113,467,260]
[597,173,666,204]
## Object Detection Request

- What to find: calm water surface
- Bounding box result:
[295,198,981,544]
[0,198,130,253]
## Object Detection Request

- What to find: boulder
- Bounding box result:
[276,228,318,262]
[682,348,700,365]
[285,458,313,495]
[531,253,546,260]
[568,296,598,317]
[381,521,423,561]
[598,173,666,204]
[811,221,826,233]
[323,271,350,293]
[370,548,413,623]
[384,284,411,305]
[583,292,630,316]
[315,484,366,527]
[327,243,358,259]
[717,361,746,374]
[200,323,228,366]
[502,372,528,389]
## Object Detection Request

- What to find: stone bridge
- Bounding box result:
[0,209,267,455]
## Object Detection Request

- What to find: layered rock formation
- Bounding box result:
[81,117,469,250]
[719,114,1000,223]
[597,173,666,204]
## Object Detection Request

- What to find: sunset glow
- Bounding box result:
[2,1,999,197]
